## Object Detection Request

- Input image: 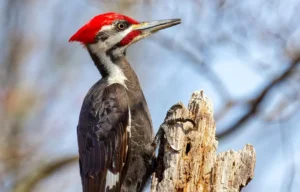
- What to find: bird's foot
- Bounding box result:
[165,117,196,129]
[165,103,196,131]
[151,117,196,152]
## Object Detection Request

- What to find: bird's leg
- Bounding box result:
[149,117,196,153]
[145,124,166,155]
[147,103,196,154]
[165,103,196,130]
[163,117,196,151]
[165,117,196,128]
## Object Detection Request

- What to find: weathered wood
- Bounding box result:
[151,91,256,192]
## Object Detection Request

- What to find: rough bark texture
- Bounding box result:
[151,91,256,192]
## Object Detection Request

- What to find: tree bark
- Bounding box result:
[151,91,256,192]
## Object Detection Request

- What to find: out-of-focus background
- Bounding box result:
[1,0,300,191]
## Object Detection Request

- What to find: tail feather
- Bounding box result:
[82,169,120,192]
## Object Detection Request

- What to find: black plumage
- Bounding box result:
[77,51,154,192]
[71,13,181,192]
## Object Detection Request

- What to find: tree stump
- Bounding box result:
[151,91,256,192]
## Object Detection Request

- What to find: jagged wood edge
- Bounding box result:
[151,91,256,192]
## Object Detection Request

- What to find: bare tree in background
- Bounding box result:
[1,0,299,191]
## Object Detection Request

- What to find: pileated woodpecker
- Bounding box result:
[69,12,180,192]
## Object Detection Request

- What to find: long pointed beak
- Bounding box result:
[133,19,181,34]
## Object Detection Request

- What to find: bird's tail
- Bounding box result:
[82,169,121,192]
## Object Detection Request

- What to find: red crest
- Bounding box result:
[69,12,139,44]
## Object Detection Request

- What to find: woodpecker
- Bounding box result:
[69,12,180,192]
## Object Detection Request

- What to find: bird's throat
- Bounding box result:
[88,49,129,88]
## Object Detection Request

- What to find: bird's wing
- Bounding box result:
[77,83,129,192]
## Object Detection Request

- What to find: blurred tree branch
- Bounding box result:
[153,34,300,140]
[0,0,299,191]
[217,56,300,139]
[152,35,232,100]
[12,156,78,192]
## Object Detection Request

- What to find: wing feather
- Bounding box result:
[77,83,129,192]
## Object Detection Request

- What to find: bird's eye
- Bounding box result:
[117,22,128,30]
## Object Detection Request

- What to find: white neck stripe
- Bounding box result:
[89,47,127,88]
[88,25,133,88]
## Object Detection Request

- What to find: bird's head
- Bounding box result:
[69,12,180,56]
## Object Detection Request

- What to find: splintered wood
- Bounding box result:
[151,91,256,192]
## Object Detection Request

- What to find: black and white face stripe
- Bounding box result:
[88,22,136,88]
[96,31,109,42]
[90,24,133,54]
[95,20,130,43]
[93,20,132,50]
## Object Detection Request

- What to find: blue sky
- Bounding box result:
[1,0,300,191]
